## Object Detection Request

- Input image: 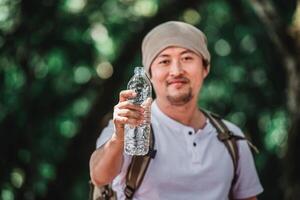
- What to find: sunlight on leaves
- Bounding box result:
[228,111,246,127]
[74,65,92,84]
[63,0,86,13]
[214,39,231,56]
[38,162,56,180]
[251,69,267,87]
[90,23,115,58]
[132,0,158,17]
[10,168,25,189]
[4,65,25,90]
[46,49,65,75]
[182,9,201,25]
[207,1,231,27]
[225,66,246,83]
[1,187,14,200]
[59,119,78,138]
[240,34,257,53]
[260,110,289,156]
[72,97,92,116]
[31,54,49,79]
[96,61,114,79]
[0,0,20,33]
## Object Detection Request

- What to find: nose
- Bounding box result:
[169,60,183,77]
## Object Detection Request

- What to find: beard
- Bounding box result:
[166,86,193,106]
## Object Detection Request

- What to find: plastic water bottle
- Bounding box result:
[125,67,152,155]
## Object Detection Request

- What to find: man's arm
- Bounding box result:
[89,133,124,186]
[89,90,145,186]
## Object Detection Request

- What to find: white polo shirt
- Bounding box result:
[96,101,263,200]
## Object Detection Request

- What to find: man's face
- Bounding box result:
[150,47,209,106]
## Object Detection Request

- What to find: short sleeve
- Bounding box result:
[232,137,264,198]
[95,119,133,187]
[224,120,263,198]
[96,120,115,148]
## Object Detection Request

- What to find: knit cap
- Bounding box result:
[142,21,210,75]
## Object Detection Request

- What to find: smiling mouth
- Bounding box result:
[167,78,189,86]
[169,82,186,87]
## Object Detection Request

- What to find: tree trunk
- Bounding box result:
[248,0,300,199]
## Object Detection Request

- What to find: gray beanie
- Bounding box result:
[142,21,210,75]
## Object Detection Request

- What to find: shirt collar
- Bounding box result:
[151,100,212,134]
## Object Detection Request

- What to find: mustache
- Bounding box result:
[166,77,190,85]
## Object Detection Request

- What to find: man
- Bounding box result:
[90,21,263,200]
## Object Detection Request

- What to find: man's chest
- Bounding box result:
[140,127,234,194]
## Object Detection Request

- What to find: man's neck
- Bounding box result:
[156,98,206,131]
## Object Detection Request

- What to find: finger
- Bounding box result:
[141,97,152,107]
[114,116,142,126]
[117,101,144,112]
[117,109,144,120]
[114,116,128,124]
[119,90,136,102]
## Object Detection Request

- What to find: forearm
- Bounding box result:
[90,90,143,186]
[89,133,124,186]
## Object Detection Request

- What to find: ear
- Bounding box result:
[203,65,210,79]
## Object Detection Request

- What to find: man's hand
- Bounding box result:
[113,90,145,139]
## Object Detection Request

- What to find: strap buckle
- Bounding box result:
[217,130,234,141]
[124,185,135,199]
[147,148,157,158]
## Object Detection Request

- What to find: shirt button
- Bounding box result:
[188,131,192,135]
[193,142,197,147]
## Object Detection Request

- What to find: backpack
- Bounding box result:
[89,110,258,200]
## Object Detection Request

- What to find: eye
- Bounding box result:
[182,56,193,61]
[158,59,170,65]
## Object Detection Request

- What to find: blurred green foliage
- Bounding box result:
[0,0,297,199]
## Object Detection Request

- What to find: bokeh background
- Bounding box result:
[1,0,300,199]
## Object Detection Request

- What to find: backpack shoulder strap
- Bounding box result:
[202,110,259,199]
[124,125,156,200]
[202,110,259,161]
[202,110,240,172]
[202,110,241,200]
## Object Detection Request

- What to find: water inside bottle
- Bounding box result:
[125,67,152,155]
